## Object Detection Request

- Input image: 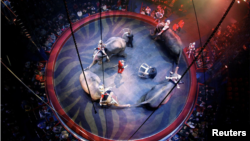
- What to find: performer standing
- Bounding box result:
[186,42,195,58]
[178,20,184,32]
[157,20,170,35]
[145,6,151,16]
[118,60,126,74]
[126,31,134,47]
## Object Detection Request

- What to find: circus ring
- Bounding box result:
[46,11,197,141]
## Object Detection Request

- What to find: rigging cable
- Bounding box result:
[191,0,207,139]
[63,0,97,114]
[98,0,109,138]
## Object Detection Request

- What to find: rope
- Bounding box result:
[63,0,97,113]
[98,0,109,138]
[191,0,207,140]
[128,0,235,139]
[1,60,95,141]
[1,0,17,17]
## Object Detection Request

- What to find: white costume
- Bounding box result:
[186,42,195,58]
[145,7,151,15]
[99,85,118,106]
[94,40,109,61]
[158,20,170,35]
[77,11,82,17]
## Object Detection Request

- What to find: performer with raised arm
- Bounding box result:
[186,42,195,58]
[94,40,110,61]
[157,20,170,36]
[118,60,127,74]
[165,66,184,89]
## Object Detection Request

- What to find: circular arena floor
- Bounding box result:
[46,11,197,141]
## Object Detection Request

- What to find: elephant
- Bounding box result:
[135,68,181,108]
[151,22,183,69]
[85,37,127,70]
[79,71,130,107]
[142,81,175,108]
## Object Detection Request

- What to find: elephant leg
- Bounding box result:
[117,51,127,58]
[85,60,98,70]
[105,56,110,62]
[98,60,103,65]
[113,103,130,108]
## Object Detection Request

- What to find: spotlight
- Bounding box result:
[225,65,228,68]
[237,0,240,4]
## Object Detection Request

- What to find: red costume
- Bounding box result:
[178,20,184,29]
[118,60,124,74]
[172,24,179,32]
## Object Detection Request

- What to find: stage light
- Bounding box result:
[237,0,240,4]
[225,65,228,68]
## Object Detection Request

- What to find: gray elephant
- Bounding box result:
[79,71,130,107]
[135,66,183,108]
[151,22,183,69]
[85,37,127,70]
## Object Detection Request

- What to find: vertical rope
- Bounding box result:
[98,0,109,138]
[63,0,97,114]
[191,0,207,139]
[99,0,105,87]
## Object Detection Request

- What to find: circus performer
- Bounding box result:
[94,40,109,61]
[126,31,134,47]
[118,60,127,74]
[99,85,130,107]
[172,23,179,33]
[178,20,184,32]
[186,42,196,58]
[165,67,184,89]
[157,20,170,36]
